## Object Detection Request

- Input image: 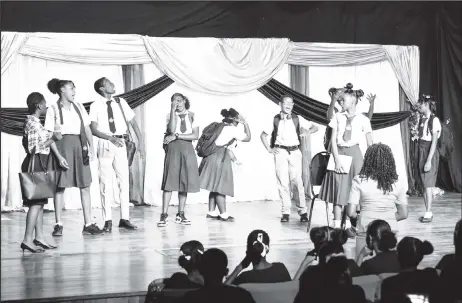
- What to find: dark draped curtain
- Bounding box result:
[122,65,148,205]
[0,75,173,136]
[258,79,411,129]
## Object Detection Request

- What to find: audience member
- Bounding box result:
[179,248,256,303]
[225,230,291,285]
[356,219,400,275]
[379,237,441,303]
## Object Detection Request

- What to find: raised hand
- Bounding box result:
[366,93,377,103]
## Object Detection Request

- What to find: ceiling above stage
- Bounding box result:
[2,1,458,45]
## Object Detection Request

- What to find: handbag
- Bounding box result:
[115,97,136,166]
[18,151,60,200]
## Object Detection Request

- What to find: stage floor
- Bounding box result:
[1,193,461,302]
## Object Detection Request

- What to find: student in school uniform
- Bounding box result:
[319,83,373,231]
[158,93,201,227]
[45,78,103,236]
[260,95,318,223]
[416,94,441,223]
[90,77,144,232]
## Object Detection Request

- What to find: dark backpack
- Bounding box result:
[270,114,301,148]
[195,122,226,158]
[428,115,454,160]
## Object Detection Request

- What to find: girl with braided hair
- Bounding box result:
[319,83,373,233]
[347,143,408,257]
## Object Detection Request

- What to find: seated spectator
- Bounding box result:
[436,219,461,272]
[356,219,400,275]
[439,219,462,302]
[379,237,441,303]
[145,241,204,303]
[179,248,256,303]
[295,254,366,303]
[225,230,291,285]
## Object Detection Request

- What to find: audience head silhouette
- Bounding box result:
[366,220,398,252]
[455,219,462,257]
[199,248,228,283]
[360,143,399,194]
[178,240,204,274]
[397,237,434,269]
[318,229,348,264]
[245,230,270,266]
[310,226,334,253]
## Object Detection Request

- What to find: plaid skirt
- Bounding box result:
[199,147,234,197]
[55,135,92,188]
[417,140,439,187]
[319,145,363,206]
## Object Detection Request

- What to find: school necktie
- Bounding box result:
[343,116,354,142]
[107,100,116,133]
[418,116,428,138]
[178,114,187,133]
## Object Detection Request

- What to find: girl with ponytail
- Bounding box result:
[225,230,291,285]
[356,220,400,275]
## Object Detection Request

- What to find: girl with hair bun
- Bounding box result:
[379,237,441,303]
[319,83,373,237]
[158,93,200,227]
[44,78,103,236]
[20,92,69,253]
[416,94,440,223]
[200,108,251,222]
[356,219,401,275]
[225,230,291,285]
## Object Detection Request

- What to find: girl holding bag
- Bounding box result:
[20,92,69,253]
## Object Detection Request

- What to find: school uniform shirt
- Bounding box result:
[330,112,372,147]
[215,124,247,147]
[232,262,292,285]
[264,113,313,147]
[166,111,198,135]
[89,96,135,136]
[418,115,441,141]
[348,176,408,233]
[45,101,91,134]
[24,115,51,155]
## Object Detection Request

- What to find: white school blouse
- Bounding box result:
[418,115,441,141]
[165,110,198,135]
[329,112,372,147]
[89,96,135,136]
[45,101,91,135]
[215,124,247,147]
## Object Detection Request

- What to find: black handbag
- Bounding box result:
[115,97,136,166]
[18,151,60,200]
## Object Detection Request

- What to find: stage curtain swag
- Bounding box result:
[1,32,29,76]
[0,74,173,136]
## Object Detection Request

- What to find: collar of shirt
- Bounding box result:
[27,115,40,123]
[176,110,189,116]
[100,96,115,103]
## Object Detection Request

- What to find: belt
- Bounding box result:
[113,134,128,139]
[274,145,299,154]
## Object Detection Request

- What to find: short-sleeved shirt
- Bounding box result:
[329,112,372,147]
[166,110,198,135]
[45,101,91,135]
[23,115,50,155]
[348,176,408,233]
[89,96,135,136]
[232,262,292,285]
[215,124,247,146]
[264,113,313,146]
[418,115,441,141]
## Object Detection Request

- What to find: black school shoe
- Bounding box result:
[300,213,308,222]
[82,223,104,235]
[281,214,290,222]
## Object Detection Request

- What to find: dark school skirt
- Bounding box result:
[162,140,200,193]
[199,147,234,197]
[55,135,92,188]
[21,153,59,207]
[319,144,363,206]
[417,140,439,188]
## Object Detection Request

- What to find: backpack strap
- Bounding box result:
[427,114,435,136]
[270,114,281,148]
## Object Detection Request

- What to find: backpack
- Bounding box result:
[428,114,454,160]
[270,114,301,148]
[195,122,226,157]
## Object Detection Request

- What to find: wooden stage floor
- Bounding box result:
[1,193,461,302]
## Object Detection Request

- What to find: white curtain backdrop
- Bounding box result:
[141,64,291,206]
[1,32,29,75]
[142,37,292,95]
[308,61,408,187]
[1,54,124,211]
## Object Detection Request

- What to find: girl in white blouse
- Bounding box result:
[319,83,373,231]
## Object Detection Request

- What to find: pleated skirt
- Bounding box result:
[21,153,59,207]
[162,140,200,193]
[55,135,92,188]
[319,145,363,206]
[417,140,439,187]
[199,147,234,197]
